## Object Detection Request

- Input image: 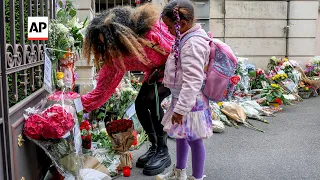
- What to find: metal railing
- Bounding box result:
[0,0,56,179]
[95,0,137,13]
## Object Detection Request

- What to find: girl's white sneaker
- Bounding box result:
[156,165,187,180]
[187,175,206,180]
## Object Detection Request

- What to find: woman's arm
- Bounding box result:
[81,63,125,112]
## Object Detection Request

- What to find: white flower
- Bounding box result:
[283,62,290,67]
[57,79,64,88]
[68,36,75,45]
[56,23,69,35]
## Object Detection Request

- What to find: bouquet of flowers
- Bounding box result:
[250,68,270,90]
[80,120,92,149]
[97,79,139,120]
[130,73,142,91]
[234,57,251,94]
[304,57,320,77]
[106,119,135,170]
[24,102,83,178]
[261,84,290,106]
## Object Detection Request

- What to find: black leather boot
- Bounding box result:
[136,133,157,168]
[143,133,171,176]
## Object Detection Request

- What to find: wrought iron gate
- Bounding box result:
[0,0,56,179]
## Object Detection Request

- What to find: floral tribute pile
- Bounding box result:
[162,56,320,133]
[47,0,88,91]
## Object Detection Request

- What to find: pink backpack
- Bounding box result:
[179,32,238,102]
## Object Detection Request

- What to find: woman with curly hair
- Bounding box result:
[81,4,174,176]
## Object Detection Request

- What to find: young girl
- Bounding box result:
[156,0,213,179]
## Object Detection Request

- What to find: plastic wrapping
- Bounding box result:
[103,79,139,119]
[24,100,83,178]
[209,102,232,127]
[234,57,251,95]
[90,149,121,177]
[279,79,298,94]
[161,95,172,113]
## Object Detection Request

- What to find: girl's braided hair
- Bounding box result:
[82,4,159,71]
[161,0,195,82]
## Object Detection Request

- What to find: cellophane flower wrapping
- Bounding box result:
[103,79,138,119]
[24,94,83,178]
[234,57,251,98]
[88,149,121,177]
[106,119,134,170]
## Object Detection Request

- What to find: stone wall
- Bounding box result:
[317,9,320,55]
[209,0,319,68]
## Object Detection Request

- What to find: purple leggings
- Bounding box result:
[176,139,205,179]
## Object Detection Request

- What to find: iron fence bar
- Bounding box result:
[106,0,108,9]
[45,0,48,16]
[53,0,56,18]
[40,0,45,45]
[19,0,28,96]
[10,0,19,102]
[0,0,12,179]
[34,0,42,88]
[6,62,44,75]
[28,0,35,92]
[99,0,100,12]
[49,0,53,19]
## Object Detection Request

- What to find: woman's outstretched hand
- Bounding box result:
[172,112,184,125]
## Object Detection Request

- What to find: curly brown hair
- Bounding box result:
[82,3,160,71]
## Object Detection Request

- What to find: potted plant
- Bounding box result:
[298,82,312,99]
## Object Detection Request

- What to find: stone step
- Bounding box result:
[76,78,94,84]
[75,66,95,79]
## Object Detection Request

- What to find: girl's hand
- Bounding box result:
[171,112,184,125]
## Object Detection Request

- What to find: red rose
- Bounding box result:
[274,98,282,105]
[230,75,240,85]
[132,130,138,146]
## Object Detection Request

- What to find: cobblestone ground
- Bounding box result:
[116,97,320,180]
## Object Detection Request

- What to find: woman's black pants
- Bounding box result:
[135,82,171,136]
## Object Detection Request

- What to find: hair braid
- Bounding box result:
[173,7,181,84]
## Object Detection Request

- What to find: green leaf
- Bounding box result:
[59,1,63,8]
[69,8,77,17]
[97,112,105,119]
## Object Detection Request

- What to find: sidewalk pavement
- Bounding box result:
[117,97,320,180]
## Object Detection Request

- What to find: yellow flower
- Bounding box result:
[305,87,309,91]
[56,72,64,80]
[271,84,278,88]
[283,58,289,62]
[217,102,223,107]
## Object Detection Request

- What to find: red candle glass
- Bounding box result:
[123,166,131,177]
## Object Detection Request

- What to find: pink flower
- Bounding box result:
[256,68,264,75]
[47,91,80,101]
[275,66,281,72]
[24,105,75,139]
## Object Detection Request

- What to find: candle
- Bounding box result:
[123,166,131,177]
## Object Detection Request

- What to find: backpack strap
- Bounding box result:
[178,31,212,51]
